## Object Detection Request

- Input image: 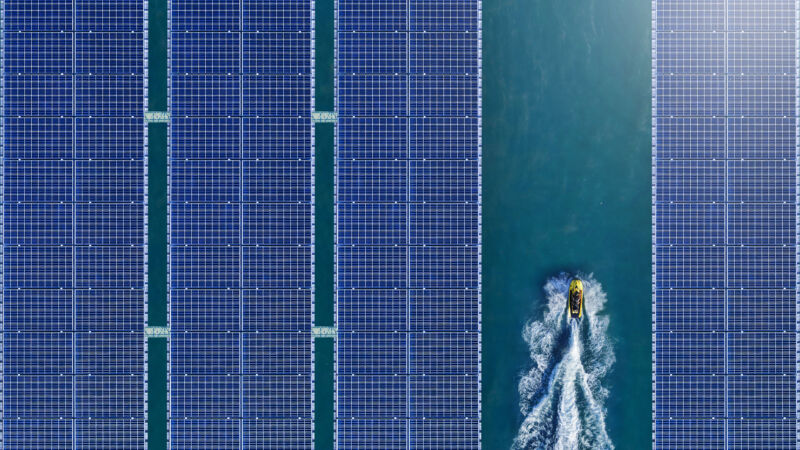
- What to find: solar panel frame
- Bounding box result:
[652,0,799,448]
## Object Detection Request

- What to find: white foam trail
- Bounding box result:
[513,273,615,450]
[553,321,580,449]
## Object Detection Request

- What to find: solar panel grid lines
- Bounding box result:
[335,0,480,447]
[238,3,245,447]
[309,1,317,447]
[653,0,799,448]
[722,7,730,444]
[332,1,341,446]
[796,2,800,447]
[166,2,175,447]
[1,2,5,446]
[167,0,314,447]
[2,0,148,447]
[2,0,482,446]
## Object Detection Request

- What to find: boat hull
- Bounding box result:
[568,279,583,319]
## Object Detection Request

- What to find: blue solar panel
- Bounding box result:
[409,333,480,375]
[5,419,74,449]
[75,419,147,449]
[242,0,312,32]
[338,419,407,449]
[653,0,798,448]
[339,33,407,74]
[337,290,408,332]
[728,290,796,332]
[243,33,311,74]
[727,204,794,246]
[2,1,147,447]
[4,117,73,159]
[654,419,725,449]
[410,419,481,449]
[335,0,481,447]
[172,32,241,74]
[76,33,145,74]
[5,74,73,116]
[728,333,795,374]
[654,333,726,375]
[75,0,145,32]
[728,419,796,449]
[5,32,72,73]
[242,118,313,159]
[5,290,73,332]
[242,290,312,332]
[76,117,146,159]
[171,419,240,450]
[168,1,314,447]
[728,117,796,159]
[654,117,725,159]
[5,0,73,32]
[338,0,406,32]
[409,0,479,32]
[242,419,313,449]
[410,117,480,159]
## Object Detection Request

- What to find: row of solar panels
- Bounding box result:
[166,0,481,448]
[334,0,481,447]
[2,1,148,449]
[167,0,315,446]
[652,0,798,448]
[2,0,481,447]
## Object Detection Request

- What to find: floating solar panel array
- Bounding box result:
[168,0,315,448]
[335,0,482,447]
[2,0,148,447]
[653,0,798,448]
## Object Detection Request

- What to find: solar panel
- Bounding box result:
[652,0,798,448]
[335,0,482,447]
[168,0,315,447]
[2,0,147,447]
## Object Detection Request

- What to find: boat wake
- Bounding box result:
[513,273,615,450]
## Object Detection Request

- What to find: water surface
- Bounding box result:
[482,0,652,447]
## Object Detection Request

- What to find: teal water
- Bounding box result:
[482,1,652,448]
[314,0,335,447]
[147,0,168,448]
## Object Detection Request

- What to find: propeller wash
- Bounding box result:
[513,274,615,450]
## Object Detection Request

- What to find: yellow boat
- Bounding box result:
[568,279,583,319]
